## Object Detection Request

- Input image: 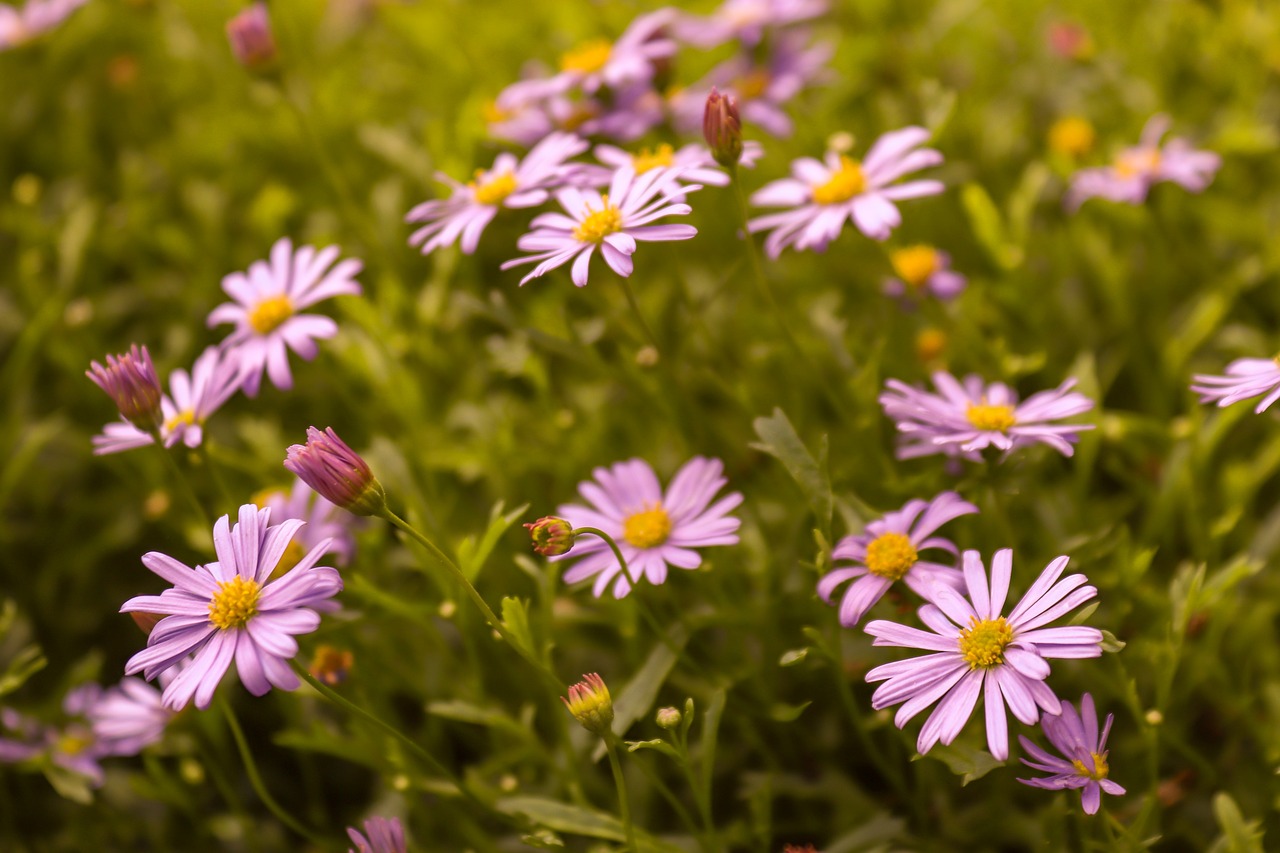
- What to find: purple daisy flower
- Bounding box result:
[255,478,359,568]
[208,237,363,396]
[1018,693,1125,814]
[818,491,978,626]
[1066,115,1220,211]
[674,0,828,48]
[121,504,343,710]
[553,457,743,599]
[500,165,699,286]
[92,346,243,456]
[0,684,109,786]
[573,140,764,191]
[879,372,1095,461]
[0,0,88,50]
[747,126,944,257]
[88,677,173,757]
[1191,357,1280,413]
[542,9,678,97]
[347,816,407,853]
[406,132,588,256]
[882,245,967,302]
[866,548,1104,761]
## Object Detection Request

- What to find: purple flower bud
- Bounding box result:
[86,344,163,432]
[226,3,277,71]
[703,87,743,168]
[524,516,576,556]
[284,426,386,517]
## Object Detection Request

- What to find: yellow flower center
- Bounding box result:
[966,402,1017,432]
[958,616,1014,669]
[250,487,287,509]
[267,539,308,582]
[1048,116,1095,157]
[560,39,612,74]
[573,195,624,244]
[471,170,518,206]
[483,100,511,123]
[248,294,294,335]
[1114,148,1161,179]
[632,144,675,174]
[163,409,197,433]
[890,245,940,288]
[811,156,866,205]
[863,532,918,581]
[622,504,672,549]
[1072,751,1110,781]
[733,69,771,100]
[208,575,261,630]
[57,732,92,756]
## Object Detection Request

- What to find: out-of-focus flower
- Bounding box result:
[226,2,277,70]
[551,457,742,598]
[255,478,360,569]
[748,127,944,256]
[87,344,164,433]
[562,673,614,736]
[0,0,88,50]
[208,238,362,396]
[1191,357,1280,413]
[818,492,978,626]
[703,88,744,168]
[1046,21,1093,61]
[88,677,173,757]
[347,816,407,853]
[916,328,948,364]
[572,140,762,191]
[1048,116,1096,159]
[310,645,354,686]
[1066,115,1220,211]
[1019,693,1125,814]
[0,684,109,786]
[121,505,343,710]
[501,166,699,287]
[866,549,1103,760]
[524,516,576,557]
[879,372,1095,461]
[655,706,682,729]
[882,245,967,301]
[545,9,677,97]
[406,132,588,256]
[284,426,387,517]
[92,346,243,456]
[486,78,560,146]
[674,0,827,48]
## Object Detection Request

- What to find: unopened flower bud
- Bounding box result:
[284,426,387,516]
[524,517,576,556]
[703,87,743,168]
[562,673,613,736]
[86,344,163,432]
[226,2,278,71]
[655,706,681,729]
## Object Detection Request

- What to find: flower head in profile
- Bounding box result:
[563,673,614,736]
[254,478,360,569]
[284,426,387,517]
[1191,357,1280,414]
[208,238,362,396]
[87,344,163,433]
[573,139,762,191]
[882,245,967,302]
[121,505,343,710]
[501,166,699,287]
[1066,115,1220,211]
[818,492,978,626]
[674,0,828,48]
[553,457,742,598]
[406,132,588,256]
[88,677,173,757]
[748,127,944,257]
[866,549,1103,760]
[0,0,88,50]
[92,346,243,456]
[880,372,1095,461]
[1019,693,1125,815]
[347,816,407,853]
[225,2,276,70]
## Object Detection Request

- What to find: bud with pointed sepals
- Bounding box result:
[703,87,743,168]
[284,426,387,517]
[562,673,614,736]
[86,344,164,432]
[524,516,576,556]
[226,2,278,71]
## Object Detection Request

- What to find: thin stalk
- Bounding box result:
[197,443,238,516]
[149,431,210,528]
[604,736,639,853]
[616,275,661,355]
[728,168,801,356]
[572,526,640,588]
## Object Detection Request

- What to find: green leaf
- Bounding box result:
[961,183,1021,270]
[1100,630,1126,654]
[750,408,832,530]
[914,743,1003,786]
[520,829,566,849]
[1210,792,1266,853]
[43,764,94,805]
[496,797,686,853]
[768,701,811,722]
[427,700,538,740]
[501,597,537,659]
[625,739,682,761]
[778,648,809,667]
[457,501,530,582]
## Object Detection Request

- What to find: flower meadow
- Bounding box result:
[4,0,1280,850]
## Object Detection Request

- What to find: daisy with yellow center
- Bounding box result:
[560,40,612,74]
[1019,693,1126,814]
[884,245,968,302]
[470,170,519,206]
[1066,114,1220,211]
[811,156,866,205]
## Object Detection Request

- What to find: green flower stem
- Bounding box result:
[221,702,330,849]
[149,429,211,528]
[570,527,640,588]
[197,443,237,516]
[604,735,639,853]
[616,275,661,355]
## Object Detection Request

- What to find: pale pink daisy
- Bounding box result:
[881,245,967,302]
[347,816,407,853]
[1018,693,1125,815]
[818,492,978,627]
[552,457,743,599]
[0,0,88,50]
[0,684,109,786]
[208,238,362,396]
[1066,115,1220,211]
[121,504,343,710]
[879,372,1095,461]
[541,9,678,97]
[866,549,1103,760]
[406,132,588,256]
[1191,357,1280,413]
[500,165,699,287]
[573,140,764,190]
[88,677,173,757]
[674,0,828,48]
[747,127,944,257]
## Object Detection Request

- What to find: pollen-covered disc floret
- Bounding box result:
[1018,693,1126,815]
[865,548,1104,761]
[121,504,343,710]
[552,457,742,599]
[818,492,977,626]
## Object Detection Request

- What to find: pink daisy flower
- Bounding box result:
[347,816,407,853]
[500,165,699,286]
[542,9,678,97]
[406,132,588,256]
[1066,114,1220,211]
[881,245,967,302]
[818,492,978,626]
[747,126,944,257]
[674,0,828,48]
[88,677,173,757]
[1191,357,1280,413]
[121,504,343,710]
[208,237,362,396]
[573,140,764,190]
[0,684,108,785]
[879,372,1095,461]
[0,0,87,50]
[1018,693,1125,815]
[866,548,1103,761]
[552,457,743,599]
